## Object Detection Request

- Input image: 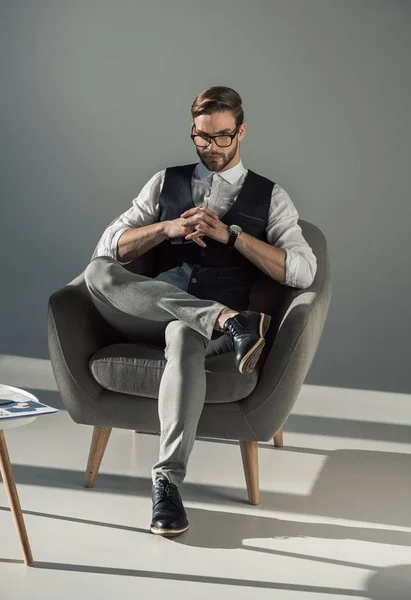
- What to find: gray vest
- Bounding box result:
[153,163,274,310]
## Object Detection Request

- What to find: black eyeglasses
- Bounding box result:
[190,124,241,148]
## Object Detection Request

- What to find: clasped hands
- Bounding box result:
[165,206,229,248]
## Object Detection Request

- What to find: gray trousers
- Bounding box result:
[84,256,233,486]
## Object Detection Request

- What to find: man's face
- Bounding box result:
[192,111,246,172]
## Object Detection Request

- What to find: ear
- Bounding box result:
[239,122,246,141]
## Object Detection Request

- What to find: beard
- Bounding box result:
[196,140,238,172]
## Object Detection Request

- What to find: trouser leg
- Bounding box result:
[84,256,226,341]
[84,256,233,486]
[151,321,232,486]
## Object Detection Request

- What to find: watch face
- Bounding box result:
[230,225,243,235]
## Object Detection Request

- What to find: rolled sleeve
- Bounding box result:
[111,227,131,264]
[284,247,317,289]
[93,169,165,265]
[266,184,317,289]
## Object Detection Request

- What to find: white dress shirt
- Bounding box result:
[95,160,317,289]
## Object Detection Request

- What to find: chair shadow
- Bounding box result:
[2,556,410,599]
[174,506,411,551]
[258,448,411,529]
[10,446,411,529]
[0,505,149,535]
[284,414,411,444]
[0,556,365,596]
[1,502,410,598]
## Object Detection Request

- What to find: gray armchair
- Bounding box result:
[47,219,331,505]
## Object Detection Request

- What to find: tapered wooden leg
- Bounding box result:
[0,430,33,565]
[84,426,112,488]
[239,440,260,505]
[273,427,284,448]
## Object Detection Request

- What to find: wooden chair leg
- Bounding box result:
[84,426,112,488]
[0,431,34,565]
[273,427,284,448]
[239,440,260,505]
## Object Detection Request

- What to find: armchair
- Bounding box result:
[47,219,331,505]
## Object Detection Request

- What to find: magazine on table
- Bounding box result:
[0,388,58,421]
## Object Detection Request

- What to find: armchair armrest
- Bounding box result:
[47,271,120,423]
[240,236,332,440]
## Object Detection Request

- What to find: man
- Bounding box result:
[85,86,317,536]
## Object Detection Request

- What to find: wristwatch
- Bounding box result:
[227,224,243,249]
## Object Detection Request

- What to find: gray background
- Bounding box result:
[1,0,410,394]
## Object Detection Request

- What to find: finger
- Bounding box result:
[185,214,217,228]
[180,207,198,218]
[186,229,206,241]
[181,220,196,231]
[181,206,218,220]
[198,206,219,219]
[200,214,218,227]
[194,223,209,234]
[185,232,206,247]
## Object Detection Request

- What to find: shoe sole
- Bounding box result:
[150,523,189,536]
[238,313,271,374]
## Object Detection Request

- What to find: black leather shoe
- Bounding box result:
[150,479,189,536]
[223,311,271,374]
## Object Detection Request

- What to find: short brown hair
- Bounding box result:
[191,86,244,127]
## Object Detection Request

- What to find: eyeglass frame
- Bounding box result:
[190,123,242,148]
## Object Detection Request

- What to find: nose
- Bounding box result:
[207,138,219,151]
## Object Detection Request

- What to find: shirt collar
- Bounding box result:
[196,159,247,184]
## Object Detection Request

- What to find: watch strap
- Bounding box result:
[227,230,237,249]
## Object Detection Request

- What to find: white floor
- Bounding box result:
[0,359,411,599]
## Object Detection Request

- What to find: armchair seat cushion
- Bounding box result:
[89,343,259,404]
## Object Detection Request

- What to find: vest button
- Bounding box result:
[191,277,198,284]
[200,251,207,257]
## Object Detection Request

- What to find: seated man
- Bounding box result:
[84,85,317,537]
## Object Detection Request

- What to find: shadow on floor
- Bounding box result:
[175,506,411,551]
[1,552,410,600]
[8,446,411,530]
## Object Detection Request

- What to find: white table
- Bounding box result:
[0,384,42,565]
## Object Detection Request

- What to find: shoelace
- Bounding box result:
[224,317,244,339]
[154,479,171,499]
[154,480,183,510]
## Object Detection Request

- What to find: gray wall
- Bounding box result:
[1,0,410,393]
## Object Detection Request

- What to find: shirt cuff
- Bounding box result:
[284,248,301,287]
[112,227,132,264]
[284,248,317,289]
